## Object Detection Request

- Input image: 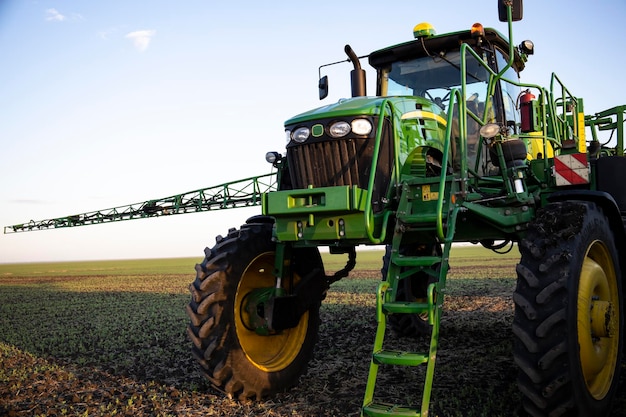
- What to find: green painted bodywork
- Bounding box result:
[267,95,450,246]
[263,185,371,241]
[286,95,448,168]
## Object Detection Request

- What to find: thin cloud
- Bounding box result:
[44,9,83,22]
[45,8,66,22]
[98,27,118,40]
[125,30,156,52]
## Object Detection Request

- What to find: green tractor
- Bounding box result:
[6,1,625,415]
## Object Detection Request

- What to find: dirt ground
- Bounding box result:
[1,267,625,416]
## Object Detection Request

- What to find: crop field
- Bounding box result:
[1,246,625,416]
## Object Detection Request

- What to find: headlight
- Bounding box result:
[329,121,351,138]
[479,123,500,138]
[265,151,282,164]
[351,119,372,135]
[285,130,291,144]
[292,127,310,143]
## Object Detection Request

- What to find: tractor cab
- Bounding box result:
[369,23,531,174]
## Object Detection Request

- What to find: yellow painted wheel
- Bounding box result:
[187,220,323,400]
[577,240,620,400]
[235,252,309,372]
[514,202,623,416]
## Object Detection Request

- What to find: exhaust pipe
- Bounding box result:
[345,45,366,97]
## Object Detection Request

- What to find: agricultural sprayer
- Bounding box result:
[6,1,626,415]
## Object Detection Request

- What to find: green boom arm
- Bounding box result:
[4,173,276,234]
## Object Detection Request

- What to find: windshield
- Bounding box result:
[381,51,491,114]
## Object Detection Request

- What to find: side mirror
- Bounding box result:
[319,75,329,100]
[498,0,523,22]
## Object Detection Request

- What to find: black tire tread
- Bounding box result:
[186,220,324,400]
[513,201,623,417]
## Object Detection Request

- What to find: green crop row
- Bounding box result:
[2,251,623,416]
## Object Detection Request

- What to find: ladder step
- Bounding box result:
[373,349,428,366]
[392,255,441,267]
[382,301,430,315]
[397,213,438,223]
[363,402,422,417]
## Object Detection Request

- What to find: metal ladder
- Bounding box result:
[362,180,455,417]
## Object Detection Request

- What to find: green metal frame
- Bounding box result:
[4,173,276,233]
[586,105,625,156]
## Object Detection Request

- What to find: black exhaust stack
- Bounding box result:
[345,45,366,97]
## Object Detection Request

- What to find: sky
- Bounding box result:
[1,0,624,263]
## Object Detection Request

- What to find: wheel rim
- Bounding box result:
[577,240,620,399]
[234,252,309,372]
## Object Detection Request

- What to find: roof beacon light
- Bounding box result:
[471,23,485,38]
[413,22,436,38]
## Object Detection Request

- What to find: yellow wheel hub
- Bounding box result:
[577,240,620,400]
[234,252,308,372]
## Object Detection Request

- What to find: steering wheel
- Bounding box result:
[425,89,451,110]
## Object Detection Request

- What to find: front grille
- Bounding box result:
[286,120,392,212]
[288,138,371,190]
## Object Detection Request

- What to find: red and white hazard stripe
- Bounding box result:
[553,153,589,186]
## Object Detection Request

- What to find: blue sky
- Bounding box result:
[1,0,624,263]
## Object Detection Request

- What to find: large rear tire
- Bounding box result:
[513,202,623,416]
[186,219,325,400]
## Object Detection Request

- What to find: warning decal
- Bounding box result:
[554,153,589,186]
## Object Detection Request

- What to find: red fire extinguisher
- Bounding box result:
[520,89,535,132]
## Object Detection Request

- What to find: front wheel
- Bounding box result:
[513,202,623,416]
[186,219,325,400]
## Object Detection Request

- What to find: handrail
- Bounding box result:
[550,72,580,143]
[364,90,460,243]
[458,38,584,161]
[364,99,395,244]
[457,42,500,191]
[437,88,463,241]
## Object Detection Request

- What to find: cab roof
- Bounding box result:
[368,27,525,73]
